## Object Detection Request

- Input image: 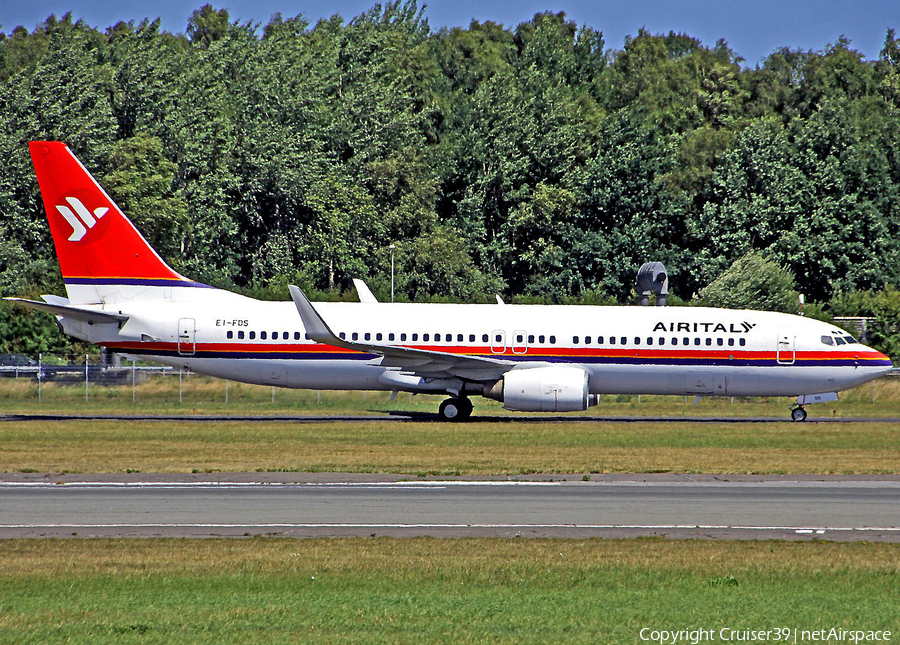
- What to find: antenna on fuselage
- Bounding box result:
[637,262,669,306]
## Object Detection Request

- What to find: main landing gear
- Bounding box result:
[439,397,473,421]
[790,406,808,422]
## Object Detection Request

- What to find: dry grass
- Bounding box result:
[1,419,898,474]
[1,537,898,577]
[3,373,900,418]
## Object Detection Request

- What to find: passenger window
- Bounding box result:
[389,333,395,341]
[620,337,627,345]
[249,331,256,340]
[283,332,289,340]
[457,334,463,342]
[305,333,310,340]
[597,336,604,344]
[424,334,430,342]
[585,336,591,345]
[363,332,370,341]
[634,337,640,345]
[412,333,418,341]
[681,338,688,346]
[694,338,701,346]
[647,337,653,345]
[495,334,502,343]
[227,331,233,339]
[446,334,453,342]
[549,335,556,344]
[539,335,545,344]
[352,332,358,341]
[517,334,524,343]
[727,338,735,347]
[717,338,723,346]
[610,336,616,345]
[672,337,678,345]
[573,336,580,345]
[376,333,382,341]
[260,331,267,340]
[339,332,346,340]
[237,331,244,340]
[401,333,407,341]
[706,338,712,346]
[528,335,535,344]
[470,334,476,342]
[294,332,301,340]
[272,331,277,339]
[482,334,489,343]
[739,338,746,347]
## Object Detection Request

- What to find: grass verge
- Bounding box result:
[1,419,898,474]
[2,374,900,418]
[0,538,897,644]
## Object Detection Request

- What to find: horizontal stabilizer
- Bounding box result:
[4,297,128,325]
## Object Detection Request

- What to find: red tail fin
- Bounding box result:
[29,141,193,293]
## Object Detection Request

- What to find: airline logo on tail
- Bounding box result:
[56,196,109,242]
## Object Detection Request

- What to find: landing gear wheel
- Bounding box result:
[439,397,473,422]
[791,406,808,422]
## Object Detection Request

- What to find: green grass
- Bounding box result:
[1,418,898,474]
[0,539,897,644]
[1,373,900,418]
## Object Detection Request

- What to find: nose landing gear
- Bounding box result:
[439,397,473,421]
[790,406,808,422]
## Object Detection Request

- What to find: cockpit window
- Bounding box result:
[820,336,834,346]
[844,336,859,344]
[834,336,846,346]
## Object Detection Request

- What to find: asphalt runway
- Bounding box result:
[3,413,900,423]
[1,475,898,541]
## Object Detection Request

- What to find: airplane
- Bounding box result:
[6,141,893,422]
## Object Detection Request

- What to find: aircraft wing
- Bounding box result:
[5,297,129,326]
[289,285,512,381]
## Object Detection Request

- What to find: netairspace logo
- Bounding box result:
[56,197,109,242]
[639,627,892,644]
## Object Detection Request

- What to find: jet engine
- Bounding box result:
[484,366,595,412]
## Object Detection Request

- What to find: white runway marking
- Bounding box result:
[0,523,897,532]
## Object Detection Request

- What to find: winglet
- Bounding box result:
[288,285,345,346]
[352,278,379,303]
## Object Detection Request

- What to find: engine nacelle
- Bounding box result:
[485,366,595,412]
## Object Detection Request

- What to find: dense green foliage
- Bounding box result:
[1,4,899,353]
[695,251,800,313]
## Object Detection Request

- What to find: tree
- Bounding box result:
[187,5,230,48]
[694,252,800,313]
[101,132,189,261]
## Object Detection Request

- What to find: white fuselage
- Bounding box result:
[60,289,892,398]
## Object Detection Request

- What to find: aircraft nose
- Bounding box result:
[869,348,893,375]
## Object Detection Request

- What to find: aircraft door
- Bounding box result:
[490,330,507,354]
[177,318,196,356]
[512,330,528,354]
[776,327,795,365]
